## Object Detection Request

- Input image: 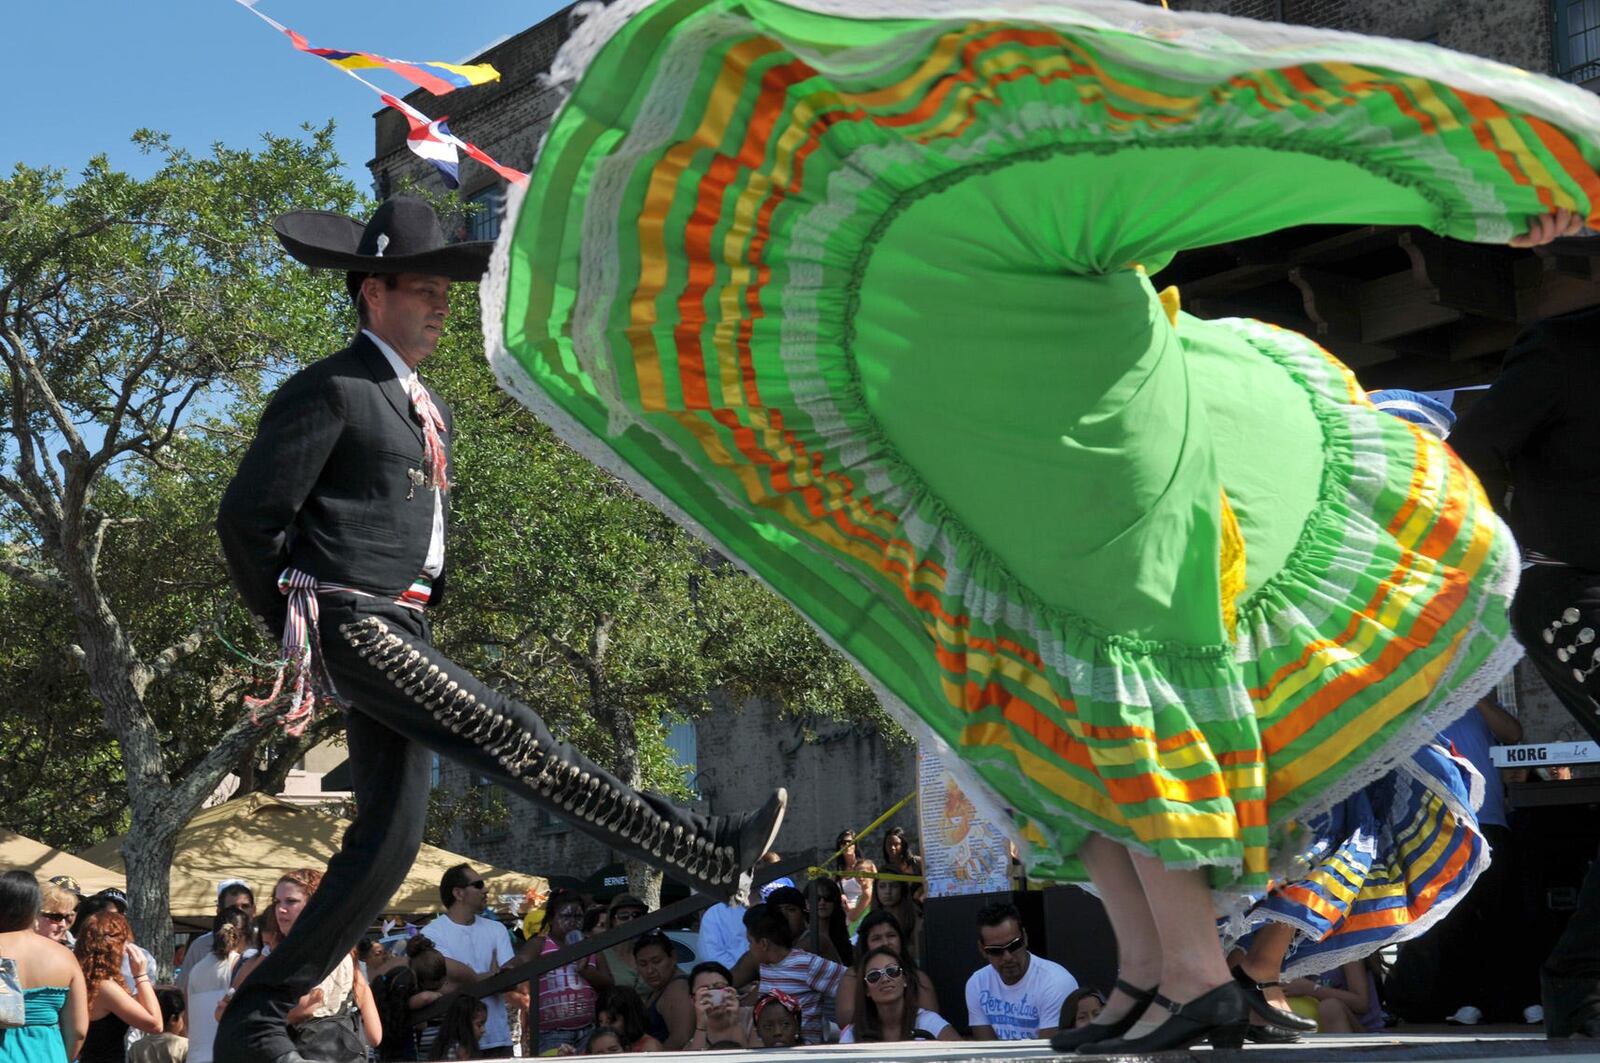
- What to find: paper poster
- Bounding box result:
[916,746,1013,898]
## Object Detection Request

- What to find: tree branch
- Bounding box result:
[0,549,66,596]
[149,614,214,683]
[163,705,280,818]
[0,323,85,459]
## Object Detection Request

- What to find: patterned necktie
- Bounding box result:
[405,376,450,492]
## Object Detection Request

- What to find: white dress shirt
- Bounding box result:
[364,329,444,578]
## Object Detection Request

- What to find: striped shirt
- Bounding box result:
[759,949,845,1044]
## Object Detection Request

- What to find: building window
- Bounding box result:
[471,775,510,842]
[1556,0,1600,82]
[666,719,699,797]
[465,185,504,242]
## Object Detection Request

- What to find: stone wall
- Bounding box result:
[1169,0,1552,72]
[367,8,574,201]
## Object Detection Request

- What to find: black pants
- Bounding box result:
[1544,843,1600,1036]
[216,594,728,1062]
[1507,564,1600,1035]
[1509,564,1600,745]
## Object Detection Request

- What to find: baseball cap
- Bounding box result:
[216,879,253,900]
[608,892,648,915]
[758,876,796,900]
[93,887,129,910]
[765,886,807,911]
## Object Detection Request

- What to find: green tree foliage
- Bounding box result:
[0,128,363,970]
[0,127,889,957]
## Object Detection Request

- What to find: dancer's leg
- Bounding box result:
[1316,998,1358,1033]
[216,704,432,1063]
[1240,923,1298,1013]
[1078,834,1160,1026]
[1123,850,1234,1037]
[324,599,781,891]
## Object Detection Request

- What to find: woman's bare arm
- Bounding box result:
[96,977,163,1034]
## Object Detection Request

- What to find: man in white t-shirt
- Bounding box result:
[965,901,1077,1040]
[425,864,516,1056]
[183,880,256,984]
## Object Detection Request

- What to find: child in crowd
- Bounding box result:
[128,987,188,1063]
[1061,987,1107,1030]
[744,904,844,1043]
[753,991,803,1049]
[584,1026,624,1054]
[427,993,488,1061]
[594,986,664,1053]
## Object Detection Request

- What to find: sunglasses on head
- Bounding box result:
[981,934,1026,957]
[863,964,904,985]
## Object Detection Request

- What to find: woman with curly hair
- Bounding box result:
[75,909,163,1063]
[867,878,920,964]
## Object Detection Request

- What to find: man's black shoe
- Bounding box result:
[1541,970,1600,1038]
[729,788,788,869]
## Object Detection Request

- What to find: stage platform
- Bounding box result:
[484,1032,1599,1061]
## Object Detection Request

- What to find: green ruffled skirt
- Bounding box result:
[483,0,1594,894]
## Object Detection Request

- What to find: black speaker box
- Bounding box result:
[1508,797,1600,965]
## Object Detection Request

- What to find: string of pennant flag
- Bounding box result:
[236,0,527,189]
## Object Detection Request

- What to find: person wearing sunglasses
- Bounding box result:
[33,879,79,947]
[840,947,959,1044]
[965,902,1077,1041]
[422,865,516,1057]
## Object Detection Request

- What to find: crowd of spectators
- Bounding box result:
[4,822,1469,1061]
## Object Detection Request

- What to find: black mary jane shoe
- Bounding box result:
[1049,979,1158,1052]
[1232,964,1319,1032]
[1245,1022,1303,1044]
[1078,982,1250,1055]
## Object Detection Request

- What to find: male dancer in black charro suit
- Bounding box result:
[215,198,785,1063]
[1451,304,1600,1039]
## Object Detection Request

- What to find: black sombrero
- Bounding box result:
[273,196,493,285]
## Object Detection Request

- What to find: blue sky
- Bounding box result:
[14,0,570,191]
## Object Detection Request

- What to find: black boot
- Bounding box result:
[337,614,787,897]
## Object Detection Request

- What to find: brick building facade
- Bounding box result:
[371,1,1596,884]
